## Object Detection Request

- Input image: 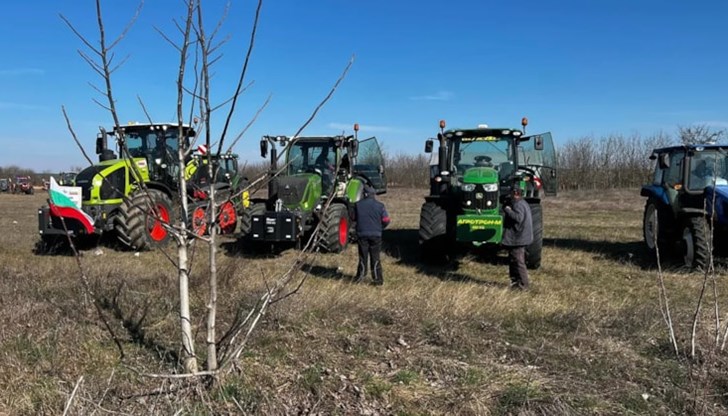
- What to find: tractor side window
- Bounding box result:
[652,160,664,186]
[688,152,728,190]
[287,145,305,174]
[663,152,684,187]
[125,134,145,157]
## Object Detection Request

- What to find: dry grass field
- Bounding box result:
[2,188,728,415]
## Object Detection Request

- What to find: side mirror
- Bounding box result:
[658,153,670,169]
[378,165,385,174]
[534,135,544,151]
[425,139,433,153]
[260,139,268,158]
[350,140,359,159]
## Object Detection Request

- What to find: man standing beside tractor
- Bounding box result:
[353,185,391,286]
[502,187,533,290]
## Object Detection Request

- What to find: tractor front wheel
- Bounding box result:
[419,201,448,263]
[116,189,174,251]
[239,202,266,238]
[189,202,209,236]
[320,203,349,253]
[525,202,543,269]
[681,216,710,270]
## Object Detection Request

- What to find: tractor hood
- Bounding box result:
[462,167,498,184]
[706,185,728,226]
[277,173,322,211]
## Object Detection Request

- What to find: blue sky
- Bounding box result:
[1,0,727,172]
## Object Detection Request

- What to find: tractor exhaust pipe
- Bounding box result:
[96,127,116,162]
[437,120,448,194]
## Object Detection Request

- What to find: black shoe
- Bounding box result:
[371,280,383,286]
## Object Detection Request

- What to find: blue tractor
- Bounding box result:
[641,145,728,269]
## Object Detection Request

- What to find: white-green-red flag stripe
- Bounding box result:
[48,176,95,234]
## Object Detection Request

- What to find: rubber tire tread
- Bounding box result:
[419,201,448,262]
[116,189,174,251]
[239,202,266,238]
[686,216,710,270]
[525,203,543,270]
[320,203,349,253]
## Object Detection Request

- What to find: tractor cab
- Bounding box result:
[641,145,728,269]
[58,172,78,186]
[425,121,557,203]
[100,123,195,185]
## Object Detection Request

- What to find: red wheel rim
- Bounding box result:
[148,203,171,241]
[338,217,348,246]
[192,206,207,236]
[218,201,237,234]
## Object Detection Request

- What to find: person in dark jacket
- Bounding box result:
[502,187,533,290]
[353,185,390,285]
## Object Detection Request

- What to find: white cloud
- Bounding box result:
[409,90,454,101]
[0,68,44,76]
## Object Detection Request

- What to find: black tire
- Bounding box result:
[526,202,543,269]
[319,203,349,253]
[239,202,266,238]
[681,216,710,270]
[643,200,660,254]
[115,189,174,251]
[419,201,448,262]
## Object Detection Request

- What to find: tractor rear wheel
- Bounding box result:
[681,216,710,270]
[320,203,349,253]
[419,201,448,263]
[526,202,543,269]
[116,189,174,251]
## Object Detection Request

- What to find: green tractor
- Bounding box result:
[241,124,387,252]
[419,118,557,267]
[38,123,197,251]
[58,171,78,186]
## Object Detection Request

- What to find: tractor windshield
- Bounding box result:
[124,130,182,158]
[450,137,512,176]
[286,141,336,175]
[687,150,728,191]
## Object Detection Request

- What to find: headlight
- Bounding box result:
[462,184,476,192]
[483,183,498,192]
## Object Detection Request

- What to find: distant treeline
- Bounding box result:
[239,132,675,191]
[5,127,724,191]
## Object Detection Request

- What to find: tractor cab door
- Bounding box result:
[521,132,558,196]
[354,137,387,194]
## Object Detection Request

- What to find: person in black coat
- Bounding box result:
[502,187,533,290]
[352,185,390,285]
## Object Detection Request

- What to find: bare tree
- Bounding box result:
[678,124,725,146]
[60,0,355,383]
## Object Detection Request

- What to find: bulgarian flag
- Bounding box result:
[48,176,95,234]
